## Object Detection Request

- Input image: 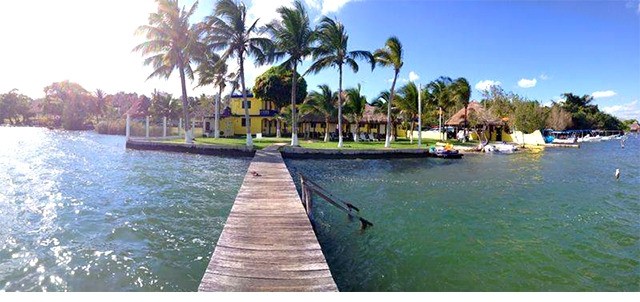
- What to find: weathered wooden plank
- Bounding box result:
[200,272,337,292]
[199,145,338,292]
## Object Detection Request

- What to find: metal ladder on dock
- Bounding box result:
[299,173,373,230]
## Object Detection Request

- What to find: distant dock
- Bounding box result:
[545,143,580,148]
[198,144,338,292]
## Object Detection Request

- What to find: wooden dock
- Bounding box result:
[198,144,338,292]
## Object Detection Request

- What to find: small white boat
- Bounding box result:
[580,135,601,142]
[552,136,577,144]
[484,142,518,153]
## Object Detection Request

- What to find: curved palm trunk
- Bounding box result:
[324,117,329,142]
[239,55,252,147]
[385,70,398,148]
[290,65,299,146]
[337,65,344,148]
[178,62,191,144]
[214,85,222,139]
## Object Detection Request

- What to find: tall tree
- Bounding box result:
[133,0,203,143]
[451,77,471,134]
[373,36,403,147]
[307,17,374,148]
[253,66,307,137]
[195,51,237,138]
[371,90,400,141]
[344,84,367,142]
[205,0,273,147]
[395,82,421,143]
[267,0,316,146]
[300,84,337,142]
[44,81,95,130]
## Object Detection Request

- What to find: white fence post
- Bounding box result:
[163,117,167,137]
[126,114,130,139]
[145,116,150,138]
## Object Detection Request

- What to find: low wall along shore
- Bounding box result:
[125,139,255,157]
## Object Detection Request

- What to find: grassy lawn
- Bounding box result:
[160,135,477,150]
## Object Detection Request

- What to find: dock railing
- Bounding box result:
[299,173,373,230]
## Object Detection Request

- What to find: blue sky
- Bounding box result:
[1,0,638,119]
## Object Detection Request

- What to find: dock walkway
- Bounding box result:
[198,144,338,292]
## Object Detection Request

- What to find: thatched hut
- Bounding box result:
[445,101,509,141]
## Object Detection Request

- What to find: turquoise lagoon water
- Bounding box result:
[1,127,638,292]
[0,127,250,291]
[286,136,639,291]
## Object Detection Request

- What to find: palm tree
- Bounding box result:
[344,84,367,142]
[133,0,203,144]
[307,17,374,148]
[195,51,238,138]
[371,90,400,142]
[373,36,404,148]
[300,84,337,142]
[395,82,420,143]
[95,89,107,119]
[451,77,471,136]
[427,76,454,139]
[205,0,273,147]
[267,0,316,146]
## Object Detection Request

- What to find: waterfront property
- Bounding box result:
[203,94,407,140]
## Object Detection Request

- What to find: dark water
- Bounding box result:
[286,136,640,291]
[0,127,250,291]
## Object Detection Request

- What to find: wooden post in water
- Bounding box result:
[125,114,130,139]
[145,116,150,138]
[163,117,167,137]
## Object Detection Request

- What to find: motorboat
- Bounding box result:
[483,142,518,153]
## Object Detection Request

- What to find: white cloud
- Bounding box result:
[592,90,617,98]
[408,71,420,82]
[308,0,355,15]
[539,73,549,80]
[518,78,537,88]
[553,96,566,104]
[603,100,640,120]
[248,0,294,26]
[474,80,501,91]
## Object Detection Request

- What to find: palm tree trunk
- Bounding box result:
[291,65,299,146]
[410,119,415,144]
[463,104,468,138]
[324,117,329,142]
[239,55,252,147]
[337,64,343,148]
[215,85,222,139]
[385,70,398,148]
[178,62,191,144]
[276,119,281,138]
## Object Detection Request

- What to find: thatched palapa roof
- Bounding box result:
[445,101,502,126]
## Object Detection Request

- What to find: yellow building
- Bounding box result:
[204,93,279,137]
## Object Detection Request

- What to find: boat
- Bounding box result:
[483,142,518,153]
[429,145,463,159]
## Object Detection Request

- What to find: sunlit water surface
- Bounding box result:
[0,127,250,291]
[286,136,639,291]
